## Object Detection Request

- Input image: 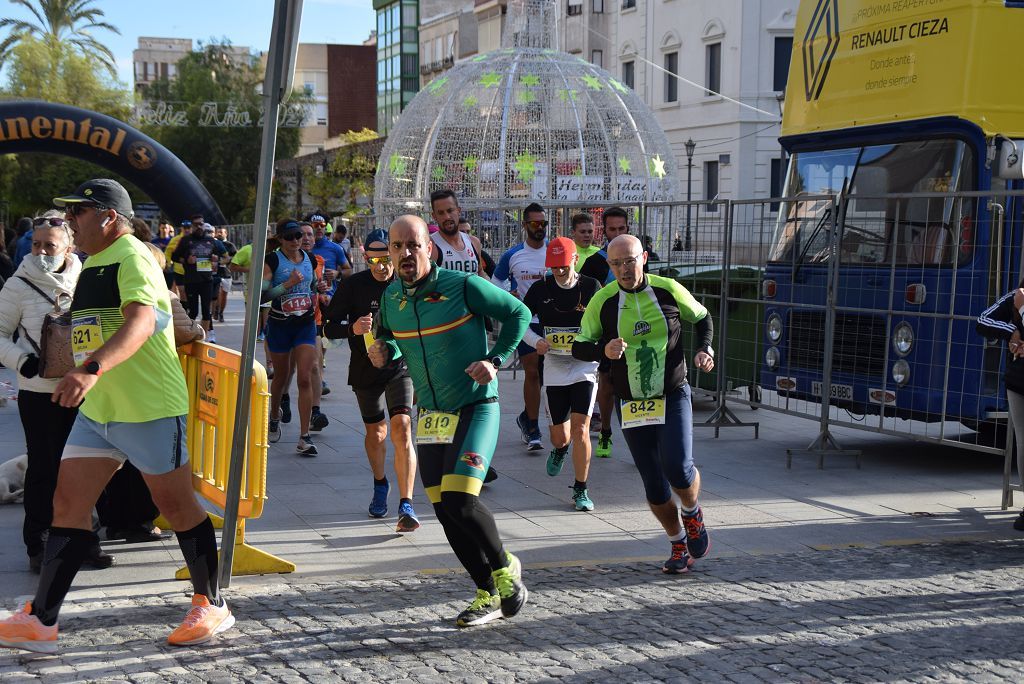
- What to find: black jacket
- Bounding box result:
[977,289,1024,394]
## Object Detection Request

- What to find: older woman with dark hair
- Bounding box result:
[0,210,112,572]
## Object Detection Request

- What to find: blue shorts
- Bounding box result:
[62,413,188,476]
[265,318,318,354]
[616,384,695,505]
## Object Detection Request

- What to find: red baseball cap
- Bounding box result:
[546,237,577,268]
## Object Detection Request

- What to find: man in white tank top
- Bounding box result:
[429,189,485,276]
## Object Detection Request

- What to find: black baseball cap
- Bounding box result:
[53,179,135,219]
[363,228,389,251]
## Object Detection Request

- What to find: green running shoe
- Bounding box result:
[595,434,612,458]
[546,448,566,476]
[455,589,502,628]
[491,552,528,618]
[572,486,594,512]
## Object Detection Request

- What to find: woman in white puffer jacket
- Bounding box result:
[0,210,111,573]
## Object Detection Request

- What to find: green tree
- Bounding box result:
[143,41,303,223]
[0,0,120,78]
[305,128,380,218]
[0,35,131,218]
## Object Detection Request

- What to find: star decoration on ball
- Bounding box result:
[581,74,603,91]
[462,95,479,107]
[618,157,632,174]
[480,72,502,88]
[431,165,445,181]
[520,74,541,88]
[609,78,629,95]
[463,156,479,172]
[513,152,540,182]
[649,155,667,179]
[427,76,449,94]
[389,154,407,176]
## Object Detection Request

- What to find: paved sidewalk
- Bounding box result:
[0,307,1022,680]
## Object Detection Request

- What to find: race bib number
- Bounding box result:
[544,326,579,355]
[416,410,460,444]
[621,398,666,429]
[280,293,312,315]
[72,315,103,365]
[196,258,212,272]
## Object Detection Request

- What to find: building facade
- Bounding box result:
[292,44,377,156]
[614,0,796,208]
[132,37,192,93]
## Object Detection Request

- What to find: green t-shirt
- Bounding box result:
[573,244,601,272]
[72,235,189,423]
[232,243,253,269]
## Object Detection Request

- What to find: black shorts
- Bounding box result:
[353,375,414,424]
[545,380,597,425]
[598,357,611,374]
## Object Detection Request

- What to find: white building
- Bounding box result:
[613,0,796,208]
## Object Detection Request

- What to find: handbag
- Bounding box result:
[16,277,76,379]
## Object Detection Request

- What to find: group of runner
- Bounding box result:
[0,180,715,652]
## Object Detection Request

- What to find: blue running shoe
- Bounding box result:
[682,507,711,559]
[368,481,389,518]
[663,541,695,574]
[396,501,420,532]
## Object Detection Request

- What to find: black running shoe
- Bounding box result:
[268,419,281,443]
[662,541,695,574]
[1015,508,1024,531]
[280,394,292,423]
[491,552,527,618]
[311,411,329,432]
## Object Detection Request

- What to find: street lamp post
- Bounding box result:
[684,138,695,252]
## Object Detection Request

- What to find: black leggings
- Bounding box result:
[185,281,215,322]
[18,390,78,557]
[433,491,506,591]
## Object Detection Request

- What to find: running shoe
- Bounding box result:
[595,434,612,458]
[527,425,543,452]
[662,541,695,574]
[395,501,420,533]
[280,394,292,423]
[321,381,331,396]
[257,332,266,343]
[0,602,58,653]
[682,507,711,559]
[296,434,318,457]
[546,448,566,476]
[491,552,528,618]
[369,481,389,518]
[310,410,329,432]
[590,412,603,434]
[268,418,281,443]
[218,313,225,323]
[1015,508,1024,531]
[206,330,217,344]
[167,594,235,647]
[516,411,531,445]
[572,486,595,512]
[264,362,272,377]
[484,466,499,483]
[455,589,502,628]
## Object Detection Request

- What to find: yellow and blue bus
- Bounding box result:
[762,0,1024,428]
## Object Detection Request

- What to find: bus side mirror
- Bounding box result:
[996,138,1024,180]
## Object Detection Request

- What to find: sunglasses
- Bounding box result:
[34,217,67,227]
[66,203,105,217]
[524,220,549,229]
[280,232,303,241]
[366,255,392,266]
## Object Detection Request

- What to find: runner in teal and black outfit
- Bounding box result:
[572,234,715,574]
[368,215,530,628]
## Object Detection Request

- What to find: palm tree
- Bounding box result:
[0,0,120,78]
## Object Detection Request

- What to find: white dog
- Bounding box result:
[0,454,27,504]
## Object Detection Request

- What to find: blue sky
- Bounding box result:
[1,0,376,86]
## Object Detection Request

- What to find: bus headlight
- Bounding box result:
[767,314,783,343]
[765,346,780,371]
[892,359,910,386]
[892,322,914,356]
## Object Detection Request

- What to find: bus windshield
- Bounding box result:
[768,139,975,266]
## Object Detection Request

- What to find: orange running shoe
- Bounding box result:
[0,602,58,654]
[167,594,234,647]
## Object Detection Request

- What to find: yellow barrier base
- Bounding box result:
[175,538,297,580]
[155,511,224,531]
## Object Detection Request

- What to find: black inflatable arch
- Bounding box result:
[0,100,226,225]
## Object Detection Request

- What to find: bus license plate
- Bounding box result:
[811,382,853,401]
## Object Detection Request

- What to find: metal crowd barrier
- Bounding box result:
[168,341,294,578]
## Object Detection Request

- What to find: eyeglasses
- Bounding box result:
[524,220,549,229]
[608,255,642,269]
[280,232,303,241]
[34,217,67,227]
[66,204,105,217]
[366,256,392,266]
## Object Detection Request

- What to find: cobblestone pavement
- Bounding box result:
[3,539,1023,683]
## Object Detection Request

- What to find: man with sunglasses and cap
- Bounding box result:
[0,179,235,654]
[521,237,601,512]
[322,229,420,531]
[492,202,550,451]
[173,222,227,344]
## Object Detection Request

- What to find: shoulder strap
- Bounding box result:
[17,276,55,306]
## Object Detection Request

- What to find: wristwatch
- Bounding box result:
[84,359,103,376]
[489,356,503,368]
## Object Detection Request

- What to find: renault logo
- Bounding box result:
[803,0,840,101]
